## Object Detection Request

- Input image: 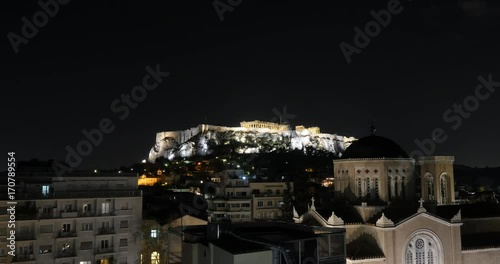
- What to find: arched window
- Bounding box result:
[426,174,434,201]
[394,177,399,199]
[401,177,406,200]
[404,231,442,264]
[440,175,447,204]
[388,176,392,199]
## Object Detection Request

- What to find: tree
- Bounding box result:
[280,180,295,222]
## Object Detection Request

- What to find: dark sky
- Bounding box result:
[1,0,499,170]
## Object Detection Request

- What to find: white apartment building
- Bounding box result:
[0,171,142,264]
[206,179,293,222]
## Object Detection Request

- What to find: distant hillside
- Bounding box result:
[148,124,355,162]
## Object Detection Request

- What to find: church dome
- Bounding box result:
[341,135,408,159]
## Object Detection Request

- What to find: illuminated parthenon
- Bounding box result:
[240,120,290,131]
[240,120,321,135]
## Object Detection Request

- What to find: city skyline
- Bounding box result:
[2,1,499,170]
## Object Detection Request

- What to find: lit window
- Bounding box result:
[42,185,50,197]
[39,245,52,254]
[101,202,110,214]
[151,229,159,238]
[151,251,160,264]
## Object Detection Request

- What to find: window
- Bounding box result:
[267,201,273,206]
[61,243,71,252]
[388,177,392,199]
[426,175,434,201]
[82,203,91,213]
[440,175,447,204]
[374,178,379,198]
[151,229,159,238]
[39,245,52,254]
[40,224,53,233]
[100,240,109,249]
[101,202,110,214]
[241,203,250,208]
[42,206,52,214]
[62,223,71,233]
[402,177,406,199]
[276,189,281,195]
[80,241,92,250]
[82,223,93,231]
[42,185,50,197]
[394,177,399,198]
[101,221,110,230]
[120,220,128,229]
[405,232,441,264]
[151,251,160,264]
[64,204,73,212]
[119,238,128,247]
[230,203,240,208]
[357,178,362,197]
[366,178,371,198]
[257,201,264,207]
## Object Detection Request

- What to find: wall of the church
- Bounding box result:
[334,159,416,203]
[389,214,463,264]
[462,248,500,264]
[418,156,455,204]
[461,217,500,234]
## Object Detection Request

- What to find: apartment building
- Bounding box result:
[168,221,346,264]
[206,179,252,222]
[206,179,293,222]
[0,171,142,264]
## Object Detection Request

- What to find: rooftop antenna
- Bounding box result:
[370,119,376,136]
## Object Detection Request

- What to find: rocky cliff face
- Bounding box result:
[148,125,355,162]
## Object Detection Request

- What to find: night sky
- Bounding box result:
[2,0,499,170]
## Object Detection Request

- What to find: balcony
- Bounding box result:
[57,231,77,238]
[14,189,142,200]
[60,211,78,218]
[12,254,35,263]
[16,233,36,241]
[114,209,133,216]
[55,250,76,258]
[95,248,115,255]
[98,228,115,235]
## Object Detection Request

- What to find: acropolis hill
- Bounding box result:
[148,120,356,162]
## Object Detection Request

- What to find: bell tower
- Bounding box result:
[418,156,455,205]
